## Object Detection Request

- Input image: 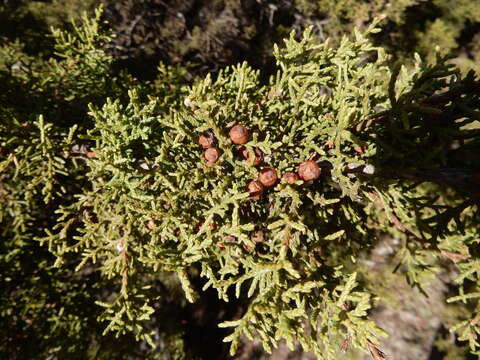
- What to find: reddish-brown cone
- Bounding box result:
[198,132,216,149]
[282,172,300,184]
[229,125,249,144]
[259,167,278,187]
[204,147,221,166]
[247,180,264,200]
[298,160,321,181]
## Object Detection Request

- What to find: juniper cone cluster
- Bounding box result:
[204,122,320,198]
[1,3,480,360]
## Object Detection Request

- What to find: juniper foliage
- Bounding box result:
[0,8,163,359]
[1,6,480,360]
[295,0,480,73]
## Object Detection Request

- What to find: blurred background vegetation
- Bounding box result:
[3,0,478,78]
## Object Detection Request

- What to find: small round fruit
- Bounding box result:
[298,160,321,181]
[247,180,264,200]
[229,125,249,144]
[259,167,278,187]
[282,172,300,184]
[198,132,215,149]
[204,147,220,164]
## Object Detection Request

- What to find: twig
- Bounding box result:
[367,339,388,360]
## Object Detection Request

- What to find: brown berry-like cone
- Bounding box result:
[259,167,278,187]
[229,124,249,144]
[198,132,216,149]
[204,147,220,165]
[247,180,264,200]
[282,172,300,184]
[298,160,321,181]
[239,146,263,166]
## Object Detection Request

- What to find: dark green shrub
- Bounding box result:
[1,5,480,360]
